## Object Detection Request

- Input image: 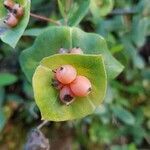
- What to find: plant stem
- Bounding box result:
[30,13,61,25]
[37,120,49,130]
[109,8,137,15]
[67,0,72,12]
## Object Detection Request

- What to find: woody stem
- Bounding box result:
[30,13,61,25]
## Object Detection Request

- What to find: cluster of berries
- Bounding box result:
[52,47,92,105]
[3,0,24,27]
[52,64,92,105]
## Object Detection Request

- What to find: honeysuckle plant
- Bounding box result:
[0,0,124,121]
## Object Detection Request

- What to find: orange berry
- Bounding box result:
[70,75,92,97]
[4,0,15,10]
[56,65,77,84]
[12,4,24,18]
[70,47,83,54]
[59,86,75,105]
[4,13,18,27]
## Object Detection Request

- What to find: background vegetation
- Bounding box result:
[0,0,150,149]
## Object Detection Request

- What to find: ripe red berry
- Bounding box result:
[4,13,18,27]
[59,86,75,105]
[12,4,24,18]
[4,0,15,10]
[70,47,83,54]
[56,65,77,84]
[70,75,92,97]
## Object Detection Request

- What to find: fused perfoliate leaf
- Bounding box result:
[33,54,107,121]
[0,0,31,48]
[20,26,123,82]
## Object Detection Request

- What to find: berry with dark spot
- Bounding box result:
[70,75,92,97]
[4,0,15,11]
[4,13,18,27]
[55,65,77,84]
[59,86,75,105]
[12,4,24,18]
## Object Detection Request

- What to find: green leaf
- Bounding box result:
[89,122,116,144]
[23,28,47,37]
[68,0,90,26]
[112,105,135,125]
[0,87,5,107]
[20,26,123,82]
[111,80,144,94]
[0,107,11,132]
[0,0,31,48]
[121,35,145,69]
[136,0,150,16]
[23,81,33,98]
[90,0,114,18]
[128,143,137,150]
[143,106,150,118]
[58,0,90,26]
[33,54,107,121]
[111,144,137,150]
[0,109,6,132]
[142,68,150,80]
[130,125,146,144]
[0,73,18,86]
[57,0,66,19]
[110,44,124,54]
[131,17,149,47]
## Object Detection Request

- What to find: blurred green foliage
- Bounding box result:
[0,0,150,149]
